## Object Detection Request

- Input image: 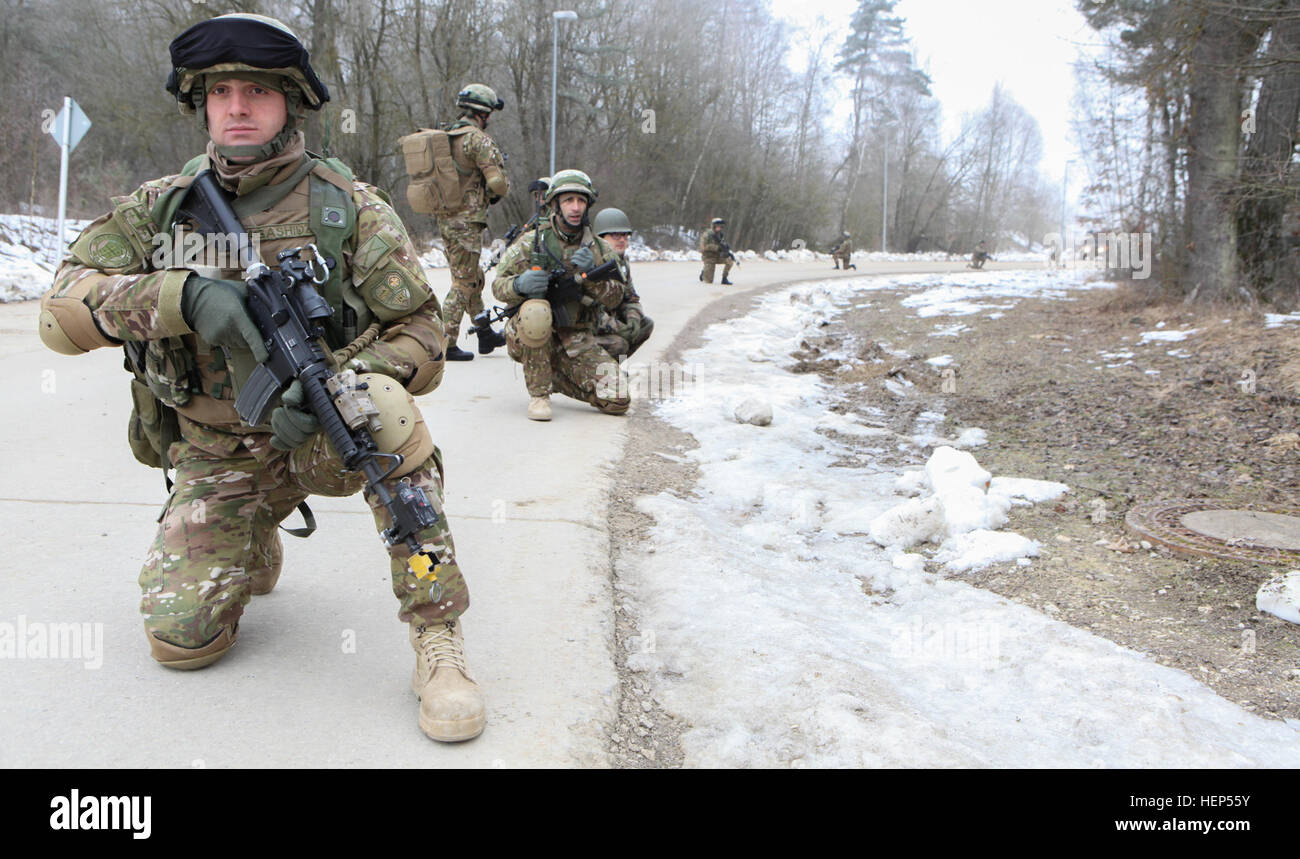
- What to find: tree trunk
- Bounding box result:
[1184,6,1259,302]
[1236,13,1300,302]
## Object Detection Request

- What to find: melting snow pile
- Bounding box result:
[1257,571,1300,624]
[868,446,1067,573]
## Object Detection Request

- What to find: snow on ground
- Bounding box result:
[1257,571,1300,624]
[0,214,90,301]
[1265,312,1300,329]
[896,268,1107,320]
[1139,328,1200,344]
[622,268,1300,767]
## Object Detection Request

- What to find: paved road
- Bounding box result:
[0,258,985,767]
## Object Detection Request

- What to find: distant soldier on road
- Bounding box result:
[699,217,736,284]
[969,240,992,270]
[831,231,856,270]
[591,207,653,358]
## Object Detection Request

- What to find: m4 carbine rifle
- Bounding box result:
[718,237,740,266]
[174,170,446,590]
[468,256,623,348]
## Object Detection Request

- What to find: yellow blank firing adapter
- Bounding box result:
[409,552,437,581]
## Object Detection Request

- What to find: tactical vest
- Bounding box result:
[398,125,476,215]
[124,153,368,470]
[531,223,611,330]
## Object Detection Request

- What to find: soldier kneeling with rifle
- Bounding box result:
[38,13,484,743]
[491,169,631,421]
[590,207,653,358]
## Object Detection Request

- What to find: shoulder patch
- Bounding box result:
[371,271,414,312]
[88,233,135,269]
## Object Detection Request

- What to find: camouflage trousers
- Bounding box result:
[504,323,630,412]
[438,217,487,338]
[832,251,852,267]
[700,257,733,283]
[140,416,466,648]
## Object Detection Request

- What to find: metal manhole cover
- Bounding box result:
[1125,499,1300,564]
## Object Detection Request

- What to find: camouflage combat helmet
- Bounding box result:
[711,218,726,226]
[592,208,633,236]
[166,13,329,160]
[528,177,551,196]
[842,230,851,237]
[544,169,597,206]
[457,84,505,115]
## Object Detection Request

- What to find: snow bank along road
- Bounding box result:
[624,269,1300,767]
[0,258,978,768]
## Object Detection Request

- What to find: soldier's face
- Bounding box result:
[558,193,588,227]
[603,232,630,254]
[205,78,288,158]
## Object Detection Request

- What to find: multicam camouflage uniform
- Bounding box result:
[831,236,853,268]
[699,228,733,283]
[594,261,653,358]
[491,218,630,412]
[42,133,464,649]
[437,118,509,338]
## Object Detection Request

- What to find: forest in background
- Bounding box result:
[1075,0,1300,305]
[0,0,1060,255]
[6,0,1299,307]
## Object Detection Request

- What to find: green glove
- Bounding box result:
[616,314,642,340]
[269,380,320,451]
[515,269,550,298]
[180,275,268,363]
[570,247,595,272]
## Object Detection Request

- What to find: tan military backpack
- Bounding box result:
[398,126,475,215]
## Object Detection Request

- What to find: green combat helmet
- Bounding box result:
[166,13,329,161]
[544,169,597,206]
[592,207,633,237]
[457,83,505,115]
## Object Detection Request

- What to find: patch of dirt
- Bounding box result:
[799,279,1300,721]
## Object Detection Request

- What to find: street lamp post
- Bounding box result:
[881,120,897,252]
[551,10,578,176]
[1061,158,1077,249]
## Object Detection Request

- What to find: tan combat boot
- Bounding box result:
[410,620,485,742]
[148,624,238,670]
[527,395,552,421]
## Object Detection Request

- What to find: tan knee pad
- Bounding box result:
[516,299,553,348]
[291,373,435,496]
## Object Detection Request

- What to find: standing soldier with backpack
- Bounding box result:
[399,84,510,362]
[38,13,485,743]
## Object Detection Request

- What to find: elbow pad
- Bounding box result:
[482,165,509,200]
[38,295,118,355]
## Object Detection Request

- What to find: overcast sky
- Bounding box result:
[767,0,1099,189]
